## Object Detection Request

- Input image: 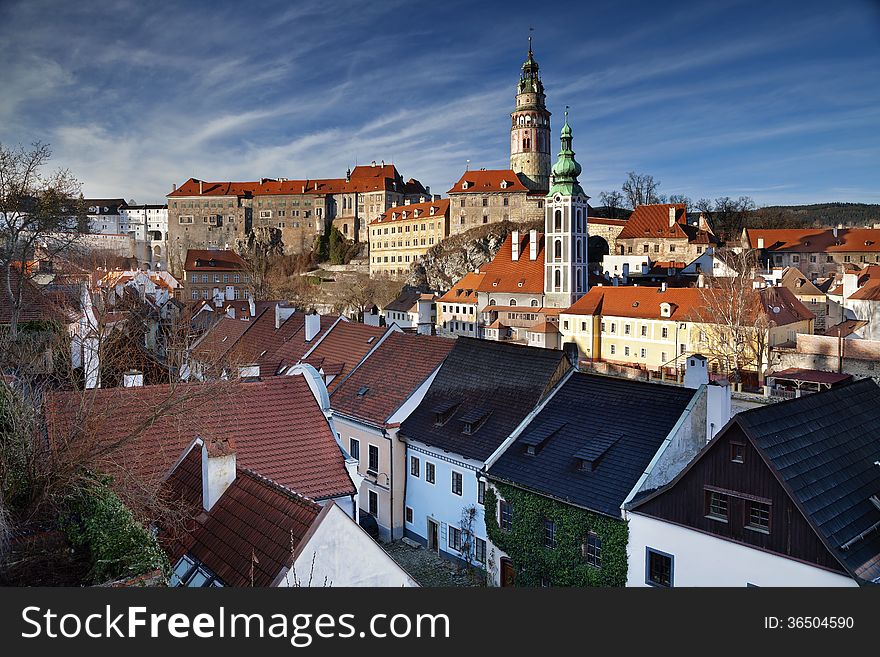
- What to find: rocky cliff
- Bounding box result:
[406,219,543,291]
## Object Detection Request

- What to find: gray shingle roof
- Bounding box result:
[399,338,569,462]
[487,373,698,517]
[735,379,880,583]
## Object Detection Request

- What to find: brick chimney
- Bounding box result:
[529,229,538,261]
[201,436,236,512]
[511,230,520,261]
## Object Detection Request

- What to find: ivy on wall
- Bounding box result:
[484,483,628,587]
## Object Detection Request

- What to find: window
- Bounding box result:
[426,462,435,484]
[582,532,602,567]
[610,322,616,334]
[478,480,485,505]
[747,501,771,532]
[624,324,631,335]
[475,537,487,564]
[368,490,378,516]
[451,471,463,496]
[449,526,463,551]
[349,438,360,460]
[610,345,616,355]
[410,455,420,478]
[368,444,379,473]
[646,548,673,587]
[706,490,729,521]
[640,348,647,358]
[405,506,413,524]
[662,327,669,339]
[624,346,630,357]
[170,555,222,587]
[730,442,745,463]
[544,519,556,549]
[641,325,647,337]
[499,500,512,531]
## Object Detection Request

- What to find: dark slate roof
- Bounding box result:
[399,338,569,462]
[487,373,699,517]
[734,379,880,583]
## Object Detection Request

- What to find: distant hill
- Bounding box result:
[747,203,880,230]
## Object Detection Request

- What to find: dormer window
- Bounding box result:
[500,180,509,189]
[432,400,460,426]
[430,206,437,215]
[660,302,674,318]
[462,181,470,190]
[460,408,491,435]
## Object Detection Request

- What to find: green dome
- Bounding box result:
[548,113,584,197]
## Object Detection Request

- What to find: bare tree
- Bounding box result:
[621,171,662,208]
[599,190,625,218]
[0,142,87,337]
[668,194,691,206]
[708,196,756,242]
[693,250,770,386]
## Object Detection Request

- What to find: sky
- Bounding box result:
[1,0,879,206]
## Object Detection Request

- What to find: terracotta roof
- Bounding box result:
[587,217,628,227]
[849,281,880,301]
[779,267,824,297]
[191,316,253,367]
[528,321,558,334]
[823,319,868,337]
[747,228,880,253]
[0,269,77,325]
[617,204,689,240]
[163,447,322,587]
[477,231,545,294]
[371,199,449,225]
[768,368,853,385]
[437,271,485,303]
[44,376,355,501]
[262,314,339,376]
[564,285,813,325]
[447,169,530,194]
[184,249,247,272]
[301,321,387,391]
[330,332,454,427]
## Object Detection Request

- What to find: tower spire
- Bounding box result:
[549,110,584,197]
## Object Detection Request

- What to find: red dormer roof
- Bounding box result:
[184,249,247,272]
[371,199,450,225]
[448,170,530,194]
[437,271,486,303]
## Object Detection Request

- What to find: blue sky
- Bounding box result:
[1,0,878,206]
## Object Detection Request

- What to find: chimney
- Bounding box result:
[613,276,619,287]
[511,230,520,261]
[833,226,839,238]
[757,237,765,249]
[843,272,859,299]
[123,369,143,387]
[226,305,236,319]
[238,363,260,380]
[529,229,538,260]
[275,303,295,329]
[660,282,668,292]
[198,180,203,195]
[425,186,430,195]
[622,262,630,280]
[248,296,256,317]
[305,311,321,341]
[201,437,236,512]
[683,354,708,389]
[172,183,177,192]
[668,207,676,228]
[706,381,732,442]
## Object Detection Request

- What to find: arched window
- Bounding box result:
[554,209,562,231]
[523,136,531,150]
[489,298,497,306]
[576,209,582,232]
[576,269,583,293]
[509,299,517,306]
[530,299,539,307]
[576,239,583,262]
[554,238,562,261]
[554,269,562,291]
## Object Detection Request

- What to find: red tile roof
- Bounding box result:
[850,281,880,301]
[617,204,717,245]
[0,269,77,325]
[330,332,454,426]
[302,322,388,391]
[163,447,322,587]
[769,368,853,385]
[447,169,529,194]
[437,271,485,303]
[262,314,339,375]
[587,217,628,227]
[747,228,880,253]
[477,232,545,294]
[184,249,247,272]
[564,285,813,325]
[371,198,449,225]
[45,376,355,502]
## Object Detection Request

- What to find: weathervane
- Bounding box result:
[528,27,534,52]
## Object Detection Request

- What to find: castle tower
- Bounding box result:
[510,38,551,193]
[543,111,589,308]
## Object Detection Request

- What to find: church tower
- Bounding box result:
[510,38,551,193]
[543,112,589,308]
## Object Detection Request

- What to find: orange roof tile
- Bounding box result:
[437,271,485,303]
[747,228,880,253]
[617,204,717,245]
[302,322,387,391]
[477,232,545,294]
[184,249,247,271]
[371,198,449,225]
[447,169,529,194]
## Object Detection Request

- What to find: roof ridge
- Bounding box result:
[238,467,322,511]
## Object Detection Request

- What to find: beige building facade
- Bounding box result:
[368,199,450,277]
